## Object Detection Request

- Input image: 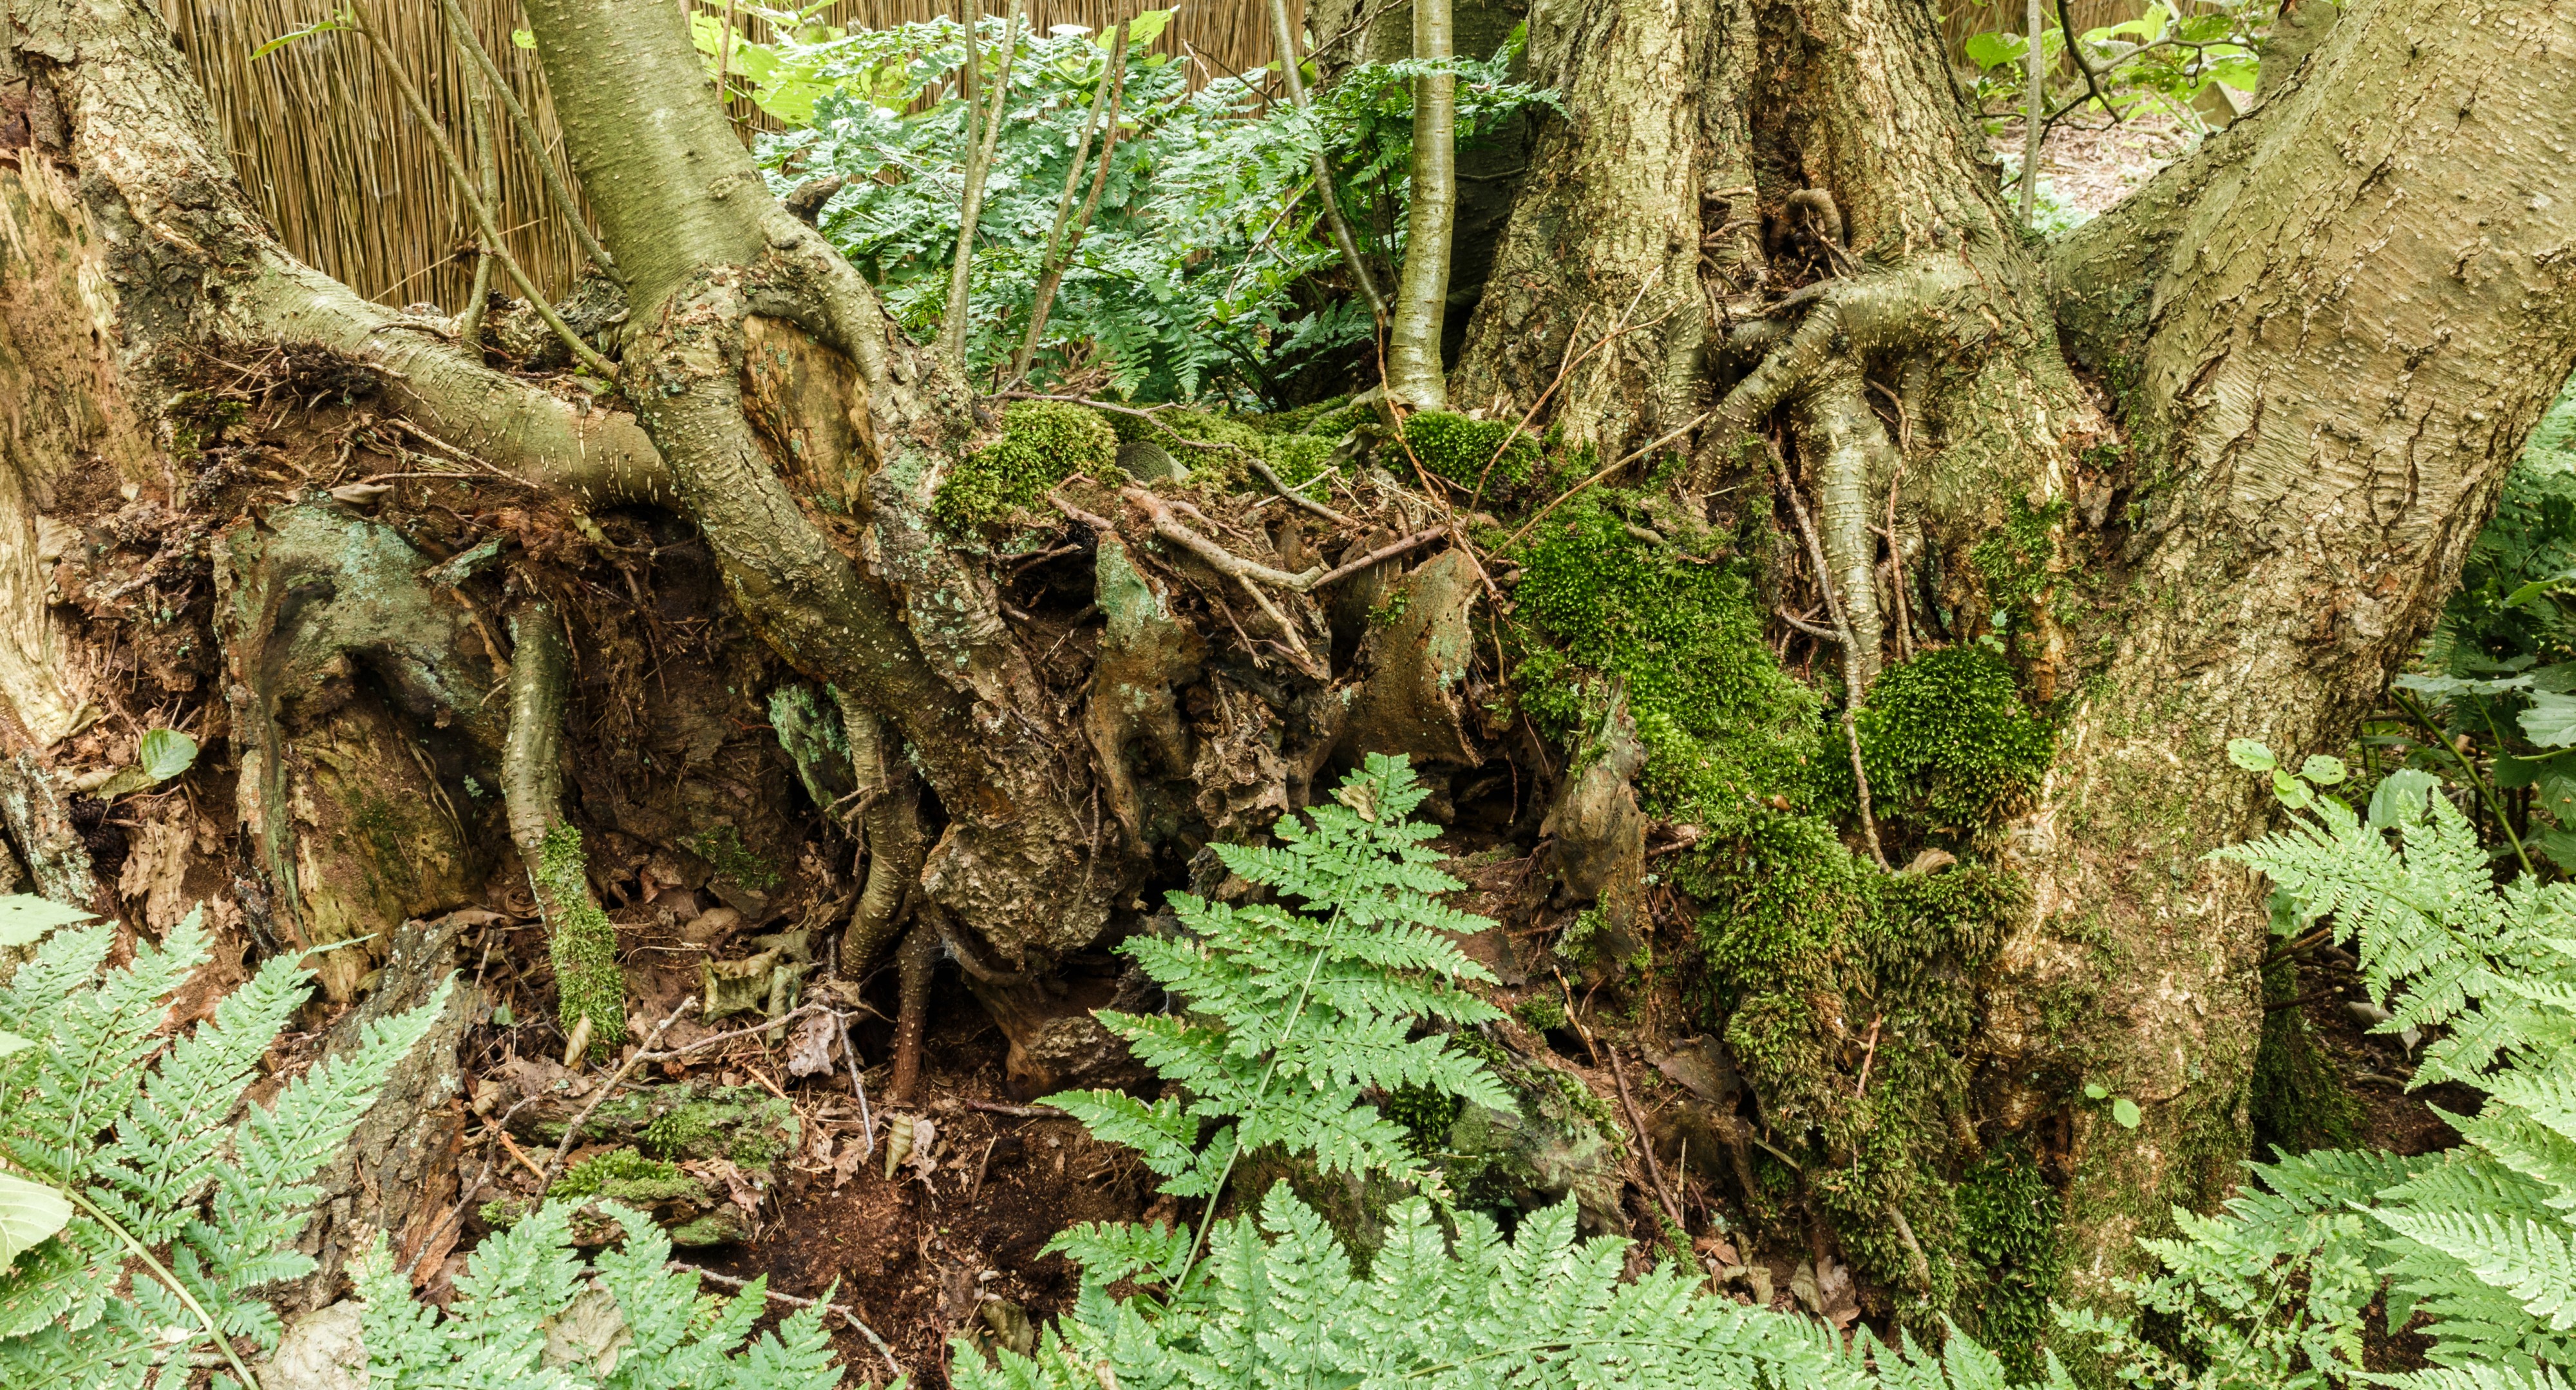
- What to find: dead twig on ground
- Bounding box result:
[1251,458,1354,526]
[537,997,699,1188]
[688,1266,904,1380]
[1607,1047,1687,1233]
[1310,528,1447,588]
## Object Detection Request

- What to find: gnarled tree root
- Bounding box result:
[504,601,626,1055]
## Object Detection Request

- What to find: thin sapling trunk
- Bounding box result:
[1010,19,1130,383]
[1266,0,1386,322]
[941,0,1027,372]
[436,0,619,281]
[1385,0,1454,410]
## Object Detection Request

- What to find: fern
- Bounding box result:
[355,1201,844,1389]
[964,1182,2083,1390]
[2094,766,2576,1384]
[1045,754,1514,1221]
[0,897,450,1387]
[979,758,2092,1389]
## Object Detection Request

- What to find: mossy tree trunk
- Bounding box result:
[1452,0,2576,1303]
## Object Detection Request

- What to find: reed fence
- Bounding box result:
[166,0,1282,310]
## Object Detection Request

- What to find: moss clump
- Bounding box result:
[1099,402,1352,487]
[1971,495,2069,609]
[1385,1082,1466,1163]
[1512,993,1566,1033]
[934,401,1119,528]
[538,822,626,1055]
[682,822,778,891]
[1403,410,1539,497]
[1510,495,1824,837]
[549,1147,694,1203]
[1853,645,2057,830]
[1955,1141,2064,1382]
[641,1104,717,1159]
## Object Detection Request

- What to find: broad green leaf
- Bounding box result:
[2298,754,2347,786]
[2226,739,2277,772]
[2522,690,2576,747]
[250,14,348,61]
[2271,769,2315,810]
[0,895,93,948]
[0,1172,72,1271]
[511,28,536,48]
[2537,769,2576,823]
[2111,1098,2141,1129]
[2368,768,2442,828]
[2392,670,2532,700]
[1962,30,2025,69]
[1119,7,1175,50]
[2083,1082,2108,1100]
[140,729,199,782]
[0,1031,30,1058]
[2533,828,2576,874]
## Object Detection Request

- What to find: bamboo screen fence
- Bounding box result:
[166,0,2222,316]
[165,0,1285,311]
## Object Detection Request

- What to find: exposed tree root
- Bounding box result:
[504,602,625,1052]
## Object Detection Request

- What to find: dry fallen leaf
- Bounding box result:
[784,1009,839,1078]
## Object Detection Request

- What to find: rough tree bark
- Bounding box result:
[1450,0,2576,1297]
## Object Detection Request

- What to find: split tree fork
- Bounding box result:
[5,0,2573,1320]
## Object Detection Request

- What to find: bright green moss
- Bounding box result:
[1404,410,1539,496]
[1955,1141,2064,1382]
[1855,645,2056,830]
[641,1104,717,1159]
[1512,993,1566,1033]
[549,1147,694,1203]
[539,822,626,1056]
[934,401,1119,527]
[1509,495,1825,836]
[681,822,779,891]
[1971,495,2069,609]
[1103,402,1345,486]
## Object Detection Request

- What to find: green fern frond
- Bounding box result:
[1046,756,1513,1208]
[0,896,452,1384]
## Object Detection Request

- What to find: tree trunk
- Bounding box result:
[1452,0,2576,1306]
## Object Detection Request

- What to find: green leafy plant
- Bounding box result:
[734,10,1552,401]
[353,1200,843,1389]
[973,759,2081,1390]
[0,895,448,1387]
[1041,754,1515,1281]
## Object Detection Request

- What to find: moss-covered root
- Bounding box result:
[504,602,625,1056]
[832,690,926,970]
[889,919,941,1103]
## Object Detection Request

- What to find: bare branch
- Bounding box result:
[353,10,618,380]
[1011,19,1130,381]
[436,0,620,281]
[1251,459,1354,526]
